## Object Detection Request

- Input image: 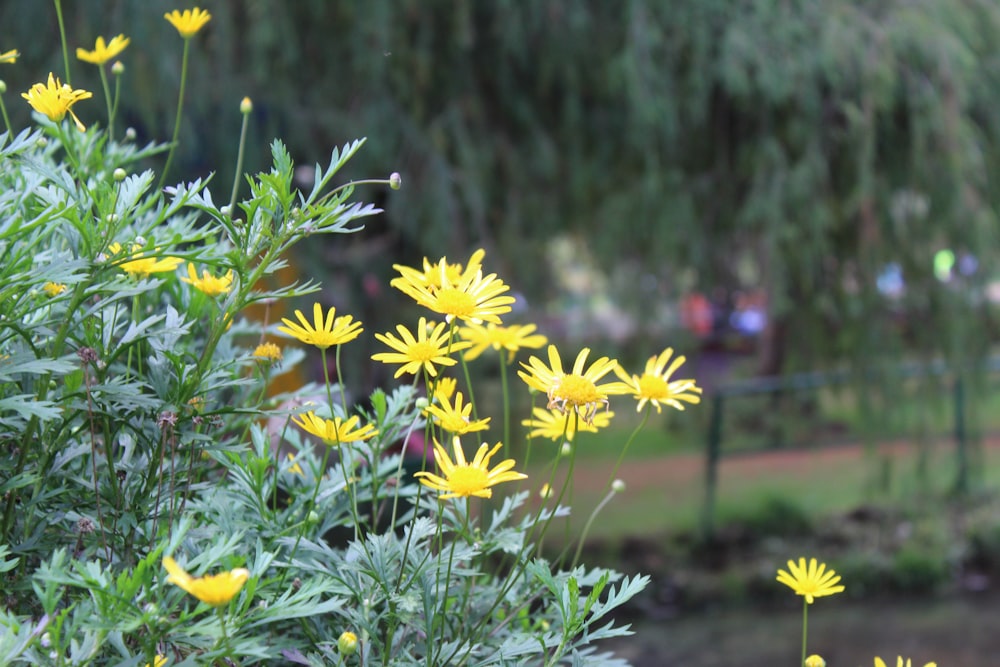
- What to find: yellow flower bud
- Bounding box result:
[240,96,253,114]
[112,61,125,76]
[337,631,358,655]
[805,655,826,667]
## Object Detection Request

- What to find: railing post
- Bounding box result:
[702,393,724,540]
[953,374,968,495]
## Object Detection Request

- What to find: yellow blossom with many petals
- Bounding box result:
[181,263,233,296]
[391,249,515,324]
[414,436,526,499]
[164,8,212,38]
[519,345,628,424]
[433,377,457,402]
[253,342,282,362]
[42,282,67,297]
[393,249,485,293]
[424,391,490,435]
[278,303,363,350]
[21,73,92,132]
[615,347,702,413]
[776,557,845,604]
[76,35,130,65]
[521,406,613,441]
[162,556,249,607]
[874,658,936,667]
[459,322,547,363]
[109,243,183,278]
[293,412,378,445]
[0,49,19,64]
[372,317,471,378]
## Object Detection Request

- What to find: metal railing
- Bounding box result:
[699,358,997,538]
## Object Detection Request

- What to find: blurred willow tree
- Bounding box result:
[5,0,1000,380]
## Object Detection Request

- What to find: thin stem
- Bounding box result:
[158,38,191,190]
[111,68,122,136]
[603,407,651,493]
[98,67,114,139]
[0,93,12,138]
[801,599,808,667]
[53,0,71,85]
[499,350,511,459]
[571,487,616,569]
[228,107,251,212]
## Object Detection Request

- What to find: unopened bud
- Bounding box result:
[389,172,402,190]
[113,168,126,182]
[134,236,146,246]
[337,631,358,655]
[0,80,6,94]
[307,510,320,524]
[111,61,124,76]
[221,205,231,217]
[560,442,572,457]
[240,97,253,114]
[539,483,552,500]
[611,479,626,493]
[125,127,136,141]
[414,397,429,410]
[804,656,826,667]
[36,137,48,148]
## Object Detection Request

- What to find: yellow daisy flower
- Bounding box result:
[181,263,233,296]
[393,248,485,293]
[423,391,490,435]
[162,556,249,607]
[805,657,825,667]
[164,7,212,38]
[414,436,526,499]
[372,317,471,378]
[391,249,515,324]
[521,406,614,441]
[292,411,378,446]
[252,342,282,362]
[76,34,130,65]
[42,282,67,297]
[278,303,363,350]
[286,452,304,476]
[21,73,92,132]
[432,376,457,402]
[776,557,845,604]
[518,345,628,424]
[458,322,548,363]
[108,243,183,278]
[0,49,19,64]
[874,658,936,667]
[614,347,702,413]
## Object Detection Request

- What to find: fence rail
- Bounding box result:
[699,358,1000,538]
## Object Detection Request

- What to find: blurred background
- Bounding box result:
[7,1,1000,664]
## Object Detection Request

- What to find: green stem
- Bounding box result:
[801,598,808,667]
[53,0,71,85]
[229,106,251,212]
[98,66,113,139]
[499,350,511,458]
[604,407,651,492]
[571,487,616,569]
[0,93,12,138]
[159,38,191,190]
[111,68,122,137]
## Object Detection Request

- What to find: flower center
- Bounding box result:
[435,288,476,316]
[637,374,669,399]
[409,341,439,362]
[553,374,600,406]
[447,465,489,496]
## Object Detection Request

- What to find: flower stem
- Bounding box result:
[801,598,809,667]
[571,487,616,569]
[498,350,511,458]
[604,407,651,493]
[159,38,191,191]
[228,106,251,212]
[0,93,12,138]
[53,0,71,85]
[98,66,114,139]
